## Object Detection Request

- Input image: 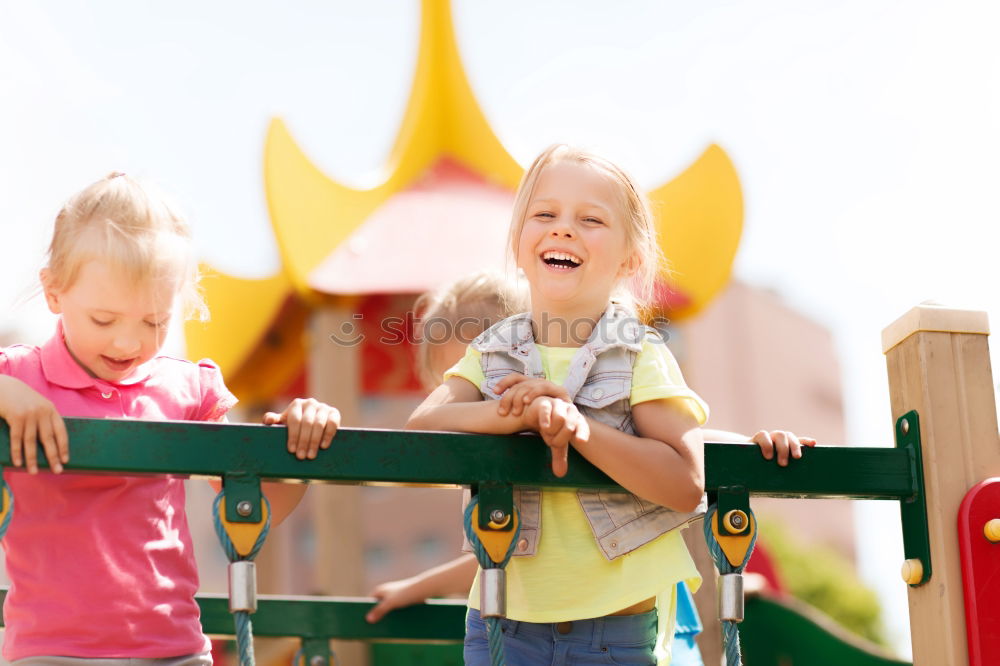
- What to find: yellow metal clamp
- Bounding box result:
[0,485,11,526]
[217,499,270,558]
[470,504,519,563]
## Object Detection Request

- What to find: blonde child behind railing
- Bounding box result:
[371,264,812,665]
[0,172,340,665]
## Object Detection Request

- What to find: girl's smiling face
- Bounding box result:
[42,259,177,382]
[516,159,634,317]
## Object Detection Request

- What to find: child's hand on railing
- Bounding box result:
[366,577,425,623]
[0,376,68,474]
[522,396,589,477]
[751,430,816,467]
[263,398,340,460]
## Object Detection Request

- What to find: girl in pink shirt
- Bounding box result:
[0,172,339,664]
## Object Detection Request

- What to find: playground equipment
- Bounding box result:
[187,0,744,403]
[0,422,917,665]
[187,3,746,660]
[740,595,910,666]
[0,303,995,665]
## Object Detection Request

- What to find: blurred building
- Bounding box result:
[680,280,853,561]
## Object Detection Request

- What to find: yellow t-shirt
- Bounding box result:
[446,339,708,660]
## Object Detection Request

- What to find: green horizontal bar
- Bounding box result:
[0,588,465,640]
[197,595,465,640]
[0,419,915,500]
[705,441,915,500]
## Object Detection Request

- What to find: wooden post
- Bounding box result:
[685,528,724,666]
[882,303,1000,665]
[308,305,368,666]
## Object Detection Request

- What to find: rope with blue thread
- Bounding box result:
[212,491,271,666]
[703,503,757,666]
[463,496,522,666]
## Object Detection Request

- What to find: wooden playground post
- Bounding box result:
[308,305,368,666]
[882,303,1000,665]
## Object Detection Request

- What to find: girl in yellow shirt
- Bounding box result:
[408,145,714,665]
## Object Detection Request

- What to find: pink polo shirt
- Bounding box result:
[0,325,237,659]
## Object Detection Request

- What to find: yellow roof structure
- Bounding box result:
[186,0,744,403]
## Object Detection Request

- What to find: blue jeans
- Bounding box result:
[464,607,657,665]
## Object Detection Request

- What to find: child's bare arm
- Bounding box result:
[261,397,340,524]
[208,478,305,527]
[406,377,529,434]
[366,554,477,623]
[210,398,340,526]
[571,398,704,512]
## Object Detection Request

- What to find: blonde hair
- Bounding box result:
[507,144,665,313]
[413,271,528,388]
[45,172,206,320]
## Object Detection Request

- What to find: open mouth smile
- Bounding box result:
[101,355,137,372]
[541,250,583,270]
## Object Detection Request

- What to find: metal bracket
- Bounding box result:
[300,638,333,666]
[896,410,932,586]
[716,485,751,536]
[474,481,514,531]
[223,472,263,523]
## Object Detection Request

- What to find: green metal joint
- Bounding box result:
[223,473,263,523]
[896,410,931,586]
[299,638,332,666]
[716,486,751,536]
[475,482,514,531]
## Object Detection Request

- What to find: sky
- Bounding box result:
[2,0,1000,656]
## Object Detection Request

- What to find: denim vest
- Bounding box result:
[471,303,707,561]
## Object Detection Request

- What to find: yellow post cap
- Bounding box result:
[901,558,924,585]
[984,518,1000,543]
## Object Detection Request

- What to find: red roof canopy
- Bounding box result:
[309,157,513,295]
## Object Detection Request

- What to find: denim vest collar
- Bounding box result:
[474,302,644,398]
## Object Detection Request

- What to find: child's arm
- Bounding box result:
[209,476,305,527]
[406,377,529,434]
[260,397,340,525]
[703,428,816,466]
[211,398,340,526]
[0,375,69,474]
[365,554,477,623]
[570,397,704,512]
[408,380,589,477]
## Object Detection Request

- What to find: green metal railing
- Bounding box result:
[0,418,917,496]
[0,415,926,663]
[0,588,467,640]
